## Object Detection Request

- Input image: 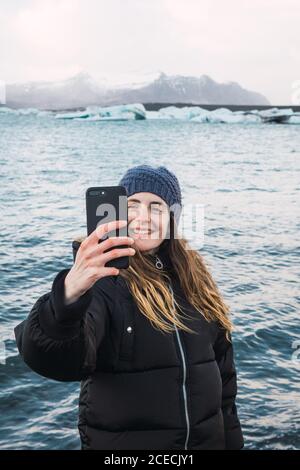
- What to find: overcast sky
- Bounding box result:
[0,0,299,104]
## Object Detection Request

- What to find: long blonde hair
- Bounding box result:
[119,213,233,341]
[75,213,233,341]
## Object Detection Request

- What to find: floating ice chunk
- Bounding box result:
[2,103,299,124]
[17,107,41,115]
[0,106,51,116]
[156,106,187,119]
[243,114,261,123]
[0,106,15,114]
[55,103,146,120]
[186,106,209,120]
[146,111,162,119]
[37,110,52,117]
[74,115,130,122]
[156,105,209,121]
[258,107,294,117]
[257,107,294,123]
[288,115,300,124]
[55,111,91,119]
[190,113,210,123]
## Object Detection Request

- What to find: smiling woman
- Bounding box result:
[14,164,244,450]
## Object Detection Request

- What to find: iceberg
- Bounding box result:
[55,103,146,121]
[288,114,300,124]
[0,106,15,114]
[0,106,51,117]
[1,103,299,124]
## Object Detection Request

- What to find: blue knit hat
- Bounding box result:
[118,164,182,224]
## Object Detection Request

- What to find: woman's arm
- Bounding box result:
[213,325,244,450]
[14,268,110,382]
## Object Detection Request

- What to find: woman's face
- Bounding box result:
[127,192,170,254]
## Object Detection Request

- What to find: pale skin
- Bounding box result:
[64,192,170,305]
[127,192,170,255]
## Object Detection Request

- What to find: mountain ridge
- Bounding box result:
[5,71,270,109]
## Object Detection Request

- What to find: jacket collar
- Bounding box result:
[72,237,173,271]
[71,237,176,299]
[145,238,173,272]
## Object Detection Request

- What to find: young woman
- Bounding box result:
[14,164,244,450]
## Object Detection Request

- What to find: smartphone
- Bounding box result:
[86,186,129,269]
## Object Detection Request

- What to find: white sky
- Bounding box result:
[0,0,299,104]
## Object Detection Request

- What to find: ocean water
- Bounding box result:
[0,111,299,450]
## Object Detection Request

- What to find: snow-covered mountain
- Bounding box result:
[6,72,108,110]
[106,73,269,106]
[5,72,270,109]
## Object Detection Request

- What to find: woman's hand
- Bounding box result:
[64,220,135,305]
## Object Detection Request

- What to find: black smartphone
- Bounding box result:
[86,186,129,269]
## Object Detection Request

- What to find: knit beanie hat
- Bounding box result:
[118,164,182,224]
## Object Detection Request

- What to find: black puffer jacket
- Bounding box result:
[14,239,244,450]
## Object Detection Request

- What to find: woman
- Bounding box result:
[14,164,244,450]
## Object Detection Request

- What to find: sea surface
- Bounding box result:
[0,110,299,449]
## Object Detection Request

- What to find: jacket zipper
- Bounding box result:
[155,254,190,450]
